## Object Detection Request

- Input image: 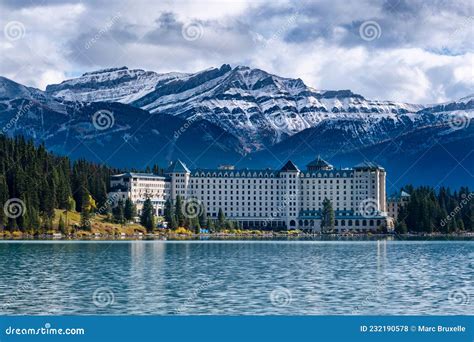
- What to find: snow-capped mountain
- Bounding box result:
[0,76,48,101]
[46,64,426,151]
[46,66,188,104]
[1,65,473,187]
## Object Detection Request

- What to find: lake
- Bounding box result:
[0,239,472,315]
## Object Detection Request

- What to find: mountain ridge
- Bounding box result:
[44,64,427,150]
[1,65,472,188]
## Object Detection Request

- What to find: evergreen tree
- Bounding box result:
[206,218,214,233]
[169,215,178,230]
[193,216,201,234]
[216,208,225,230]
[152,164,163,175]
[80,192,96,230]
[113,200,125,224]
[95,179,108,209]
[164,198,174,224]
[321,198,335,233]
[199,206,207,228]
[64,196,76,231]
[175,196,185,227]
[395,220,407,234]
[0,175,8,229]
[225,220,235,230]
[140,198,155,232]
[124,198,136,222]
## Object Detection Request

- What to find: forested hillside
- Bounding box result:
[0,135,472,235]
[0,135,120,233]
[396,185,473,233]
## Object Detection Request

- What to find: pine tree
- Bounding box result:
[321,198,335,233]
[124,198,136,222]
[217,208,225,231]
[152,164,162,175]
[395,220,407,234]
[206,218,214,233]
[175,196,185,227]
[64,196,75,231]
[225,220,234,230]
[113,199,125,224]
[140,198,155,232]
[193,217,201,234]
[80,192,96,230]
[164,198,174,224]
[169,215,178,230]
[0,175,8,229]
[199,206,207,228]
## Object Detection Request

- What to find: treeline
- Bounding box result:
[159,196,238,233]
[395,185,473,234]
[0,135,120,233]
[0,135,234,235]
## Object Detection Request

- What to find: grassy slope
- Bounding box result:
[53,209,146,236]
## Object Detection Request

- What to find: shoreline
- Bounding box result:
[1,231,473,241]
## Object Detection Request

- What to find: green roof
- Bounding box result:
[307,156,333,170]
[354,161,384,170]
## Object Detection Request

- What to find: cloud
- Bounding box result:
[0,0,472,103]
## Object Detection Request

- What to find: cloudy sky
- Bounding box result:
[1,0,472,103]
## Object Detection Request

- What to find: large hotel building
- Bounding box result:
[108,157,389,232]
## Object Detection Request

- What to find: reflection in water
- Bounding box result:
[0,240,472,315]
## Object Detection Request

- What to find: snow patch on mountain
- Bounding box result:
[43,64,474,152]
[46,67,189,104]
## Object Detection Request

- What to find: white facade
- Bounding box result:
[109,172,170,216]
[108,158,389,231]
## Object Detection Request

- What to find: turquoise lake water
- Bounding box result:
[0,240,472,315]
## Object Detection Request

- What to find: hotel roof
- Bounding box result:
[307,156,333,170]
[280,160,300,172]
[111,172,166,179]
[166,160,191,173]
[111,159,381,179]
[353,161,384,170]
